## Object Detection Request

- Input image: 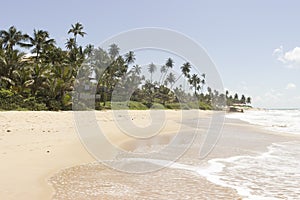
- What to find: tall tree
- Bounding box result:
[108,44,120,59]
[241,94,246,104]
[246,97,251,104]
[161,58,174,85]
[23,29,55,61]
[148,62,156,83]
[173,62,191,85]
[234,93,239,103]
[124,51,135,65]
[166,72,176,88]
[68,22,86,45]
[131,64,141,75]
[0,26,26,51]
[189,74,201,96]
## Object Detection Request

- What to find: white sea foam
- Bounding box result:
[126,140,300,199]
[226,109,300,135]
[199,141,300,199]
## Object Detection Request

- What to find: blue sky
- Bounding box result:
[1,0,300,108]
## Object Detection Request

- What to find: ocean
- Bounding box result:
[202,109,300,199]
[226,109,300,135]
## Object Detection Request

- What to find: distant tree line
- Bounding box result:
[0,23,251,111]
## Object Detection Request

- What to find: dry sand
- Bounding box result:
[0,110,298,199]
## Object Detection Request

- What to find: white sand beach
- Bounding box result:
[0,110,299,199]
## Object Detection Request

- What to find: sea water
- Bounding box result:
[200,109,300,199]
[201,141,300,199]
[226,109,300,135]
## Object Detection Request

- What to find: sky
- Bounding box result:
[1,0,300,108]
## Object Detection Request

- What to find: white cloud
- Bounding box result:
[286,83,296,90]
[273,46,300,69]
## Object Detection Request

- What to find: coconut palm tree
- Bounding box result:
[22,29,55,61]
[181,62,191,78]
[246,97,251,104]
[159,65,167,85]
[65,38,76,50]
[173,62,191,86]
[131,64,141,75]
[166,72,176,88]
[0,26,26,51]
[148,62,156,83]
[164,58,173,78]
[84,44,94,58]
[108,43,120,59]
[68,22,86,45]
[0,49,26,89]
[189,74,201,96]
[124,51,135,65]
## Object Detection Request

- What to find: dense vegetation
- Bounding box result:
[0,23,251,111]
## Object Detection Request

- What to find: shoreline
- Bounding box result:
[0,110,299,199]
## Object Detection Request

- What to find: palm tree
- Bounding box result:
[160,58,174,86]
[166,72,176,88]
[0,49,26,89]
[173,62,191,85]
[84,44,94,58]
[225,90,229,98]
[159,65,167,85]
[23,29,55,61]
[124,51,135,65]
[148,62,156,83]
[108,43,120,59]
[131,64,141,75]
[233,93,239,103]
[241,94,246,104]
[189,74,201,96]
[181,62,191,78]
[246,97,251,104]
[68,22,86,45]
[164,58,173,77]
[200,73,206,94]
[0,26,26,51]
[65,38,76,50]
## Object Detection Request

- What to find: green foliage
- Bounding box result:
[22,97,48,111]
[165,103,181,110]
[150,103,165,110]
[0,89,47,110]
[101,101,148,110]
[0,89,20,110]
[198,101,213,110]
[129,101,148,110]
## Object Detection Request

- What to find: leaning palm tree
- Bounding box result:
[148,62,156,83]
[0,26,26,51]
[68,22,86,45]
[173,62,191,86]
